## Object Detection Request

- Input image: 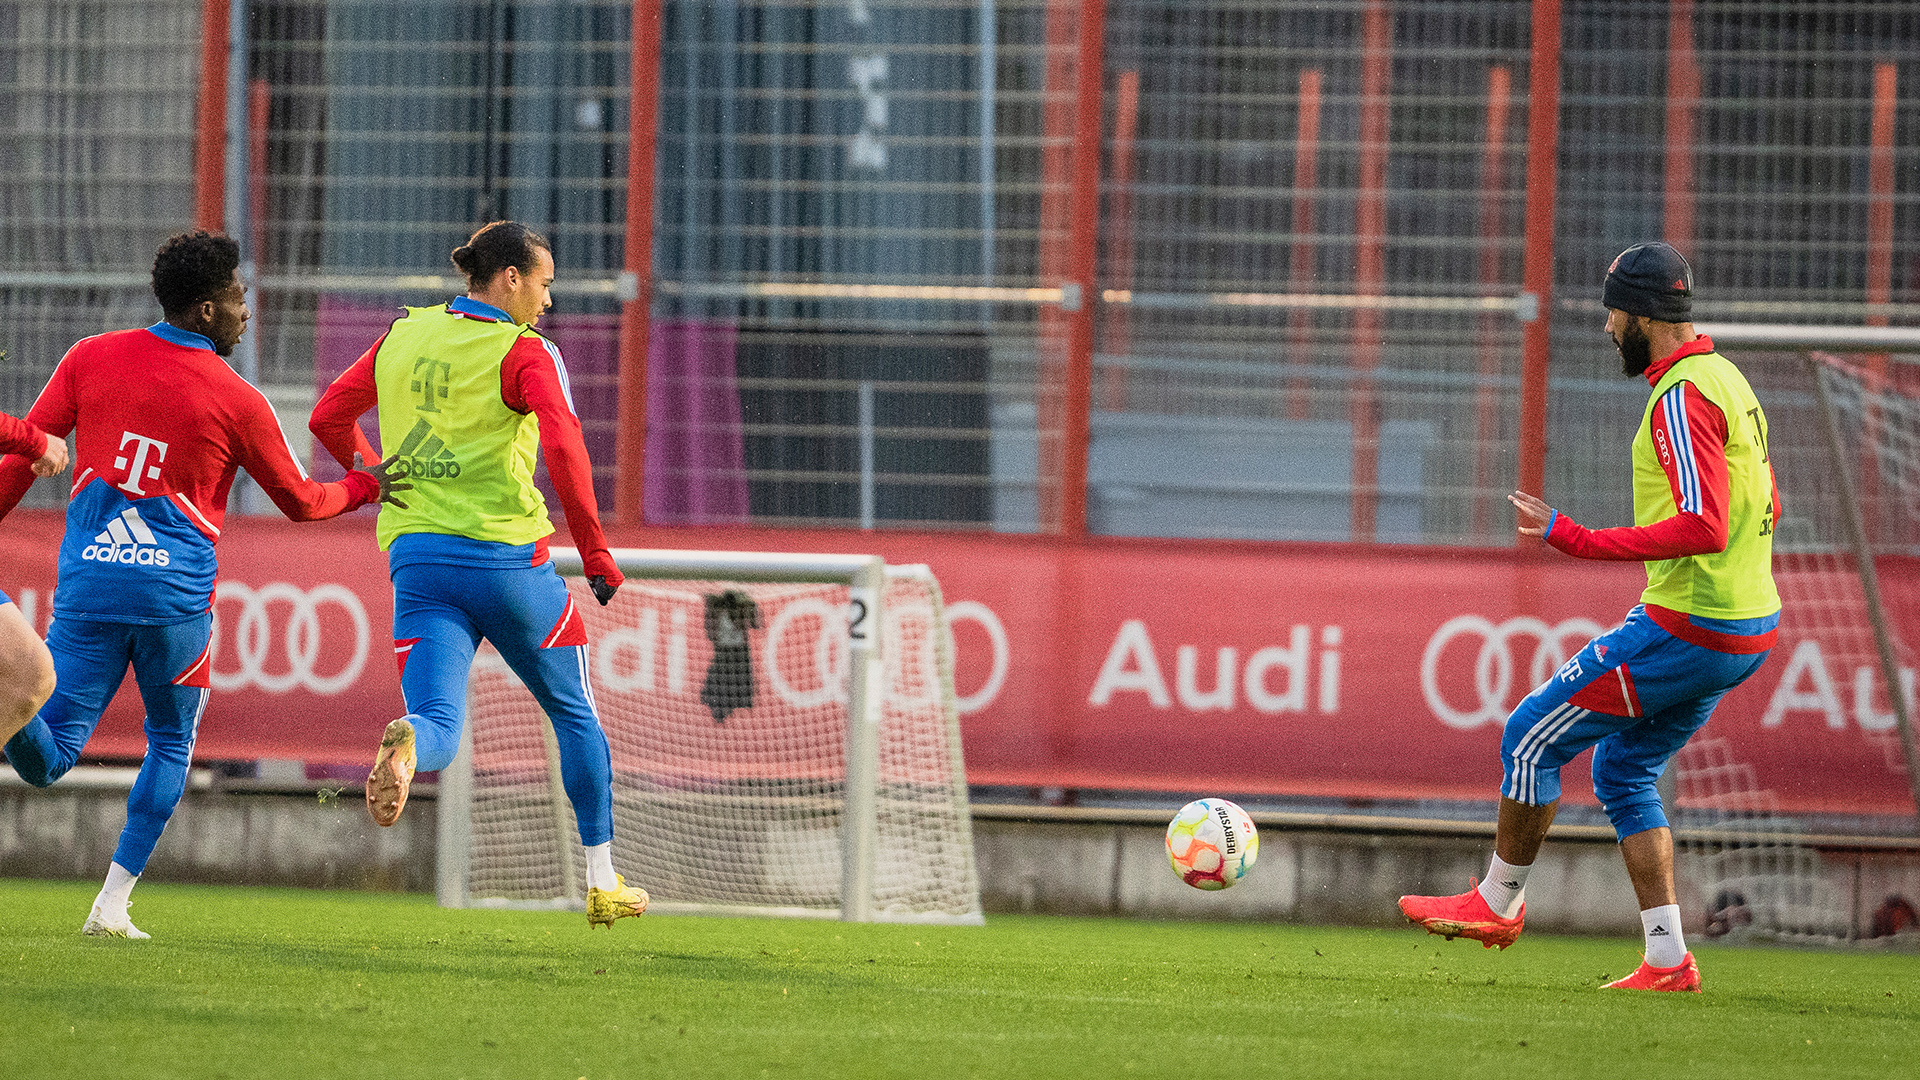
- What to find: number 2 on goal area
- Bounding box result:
[847,587,875,651]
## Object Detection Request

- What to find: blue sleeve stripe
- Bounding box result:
[1660,384,1702,513]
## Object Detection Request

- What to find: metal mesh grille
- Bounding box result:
[0,0,199,510]
[1095,1,1530,543]
[1549,3,1920,533]
[3,2,1920,543]
[249,0,634,506]
[651,0,1056,530]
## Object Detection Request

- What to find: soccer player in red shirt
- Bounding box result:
[0,407,68,744]
[0,230,401,938]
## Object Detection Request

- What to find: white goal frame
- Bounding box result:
[1702,321,1920,810]
[436,547,980,924]
[1664,323,1920,943]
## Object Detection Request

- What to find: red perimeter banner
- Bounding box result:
[2,511,1913,816]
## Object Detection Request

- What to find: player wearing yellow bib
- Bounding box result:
[1400,243,1781,992]
[309,221,648,928]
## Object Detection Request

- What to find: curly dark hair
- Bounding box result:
[151,230,240,317]
[450,221,551,289]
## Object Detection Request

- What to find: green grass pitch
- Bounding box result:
[2,878,1916,1080]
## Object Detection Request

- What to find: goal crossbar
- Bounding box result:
[546,546,889,586]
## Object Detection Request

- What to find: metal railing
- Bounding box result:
[5,0,1920,544]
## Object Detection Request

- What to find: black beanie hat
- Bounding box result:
[1603,242,1693,322]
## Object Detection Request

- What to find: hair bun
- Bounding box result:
[450,221,549,288]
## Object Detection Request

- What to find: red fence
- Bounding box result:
[5,510,1913,817]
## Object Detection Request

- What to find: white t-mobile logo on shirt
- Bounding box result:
[114,431,168,495]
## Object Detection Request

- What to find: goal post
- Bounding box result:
[436,548,983,925]
[1663,323,1920,942]
[1702,322,1920,815]
[1805,349,1920,816]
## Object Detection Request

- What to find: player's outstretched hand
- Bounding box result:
[588,575,618,606]
[357,452,413,509]
[1508,489,1552,537]
[30,433,68,478]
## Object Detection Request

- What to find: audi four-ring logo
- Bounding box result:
[1421,614,1606,729]
[739,596,1009,715]
[210,581,370,695]
[588,594,1011,715]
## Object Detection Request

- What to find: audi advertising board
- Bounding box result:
[3,512,1914,816]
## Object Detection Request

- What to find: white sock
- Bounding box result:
[94,862,138,919]
[1477,855,1530,919]
[1641,904,1687,968]
[585,842,617,892]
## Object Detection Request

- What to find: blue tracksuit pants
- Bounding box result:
[390,557,613,847]
[1500,605,1772,840]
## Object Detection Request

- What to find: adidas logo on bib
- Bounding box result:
[82,507,172,566]
[393,418,463,480]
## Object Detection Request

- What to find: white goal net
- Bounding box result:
[1669,330,1920,944]
[437,550,983,924]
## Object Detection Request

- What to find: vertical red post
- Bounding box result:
[1285,67,1323,420]
[1867,63,1896,343]
[1471,65,1512,539]
[1664,0,1697,251]
[1515,0,1562,524]
[1863,62,1898,541]
[615,0,666,525]
[1101,69,1139,412]
[1057,0,1105,539]
[194,0,230,231]
[1035,0,1076,532]
[1037,0,1104,537]
[1349,0,1390,542]
[248,79,270,268]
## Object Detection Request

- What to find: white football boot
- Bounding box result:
[81,901,151,940]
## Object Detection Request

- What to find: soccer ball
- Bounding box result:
[1165,798,1258,890]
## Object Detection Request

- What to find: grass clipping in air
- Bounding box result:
[1,878,1916,1080]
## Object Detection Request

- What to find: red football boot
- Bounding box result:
[1398,882,1524,949]
[1603,952,1702,992]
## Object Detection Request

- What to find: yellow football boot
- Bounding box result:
[587,874,650,929]
[366,718,417,827]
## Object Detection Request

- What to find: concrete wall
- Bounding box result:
[6,779,1917,941]
[0,779,434,893]
[970,818,1643,935]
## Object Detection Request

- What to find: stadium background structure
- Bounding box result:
[6,0,1920,942]
[5,0,1920,544]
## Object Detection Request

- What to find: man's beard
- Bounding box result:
[1616,320,1652,376]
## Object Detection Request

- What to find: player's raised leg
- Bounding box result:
[369,579,482,826]
[1401,621,1650,949]
[0,592,55,746]
[3,616,131,788]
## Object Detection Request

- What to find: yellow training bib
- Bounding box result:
[371,305,551,550]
